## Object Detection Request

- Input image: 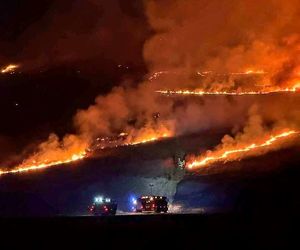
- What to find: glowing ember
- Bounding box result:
[0,151,87,176]
[149,70,171,81]
[1,64,19,74]
[187,130,299,170]
[157,87,299,96]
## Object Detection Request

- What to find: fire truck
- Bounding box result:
[88,196,117,216]
[133,196,168,213]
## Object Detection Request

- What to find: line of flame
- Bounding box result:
[0,151,87,176]
[149,69,266,80]
[157,87,299,96]
[124,133,170,146]
[187,130,299,170]
[0,133,172,176]
[1,64,19,74]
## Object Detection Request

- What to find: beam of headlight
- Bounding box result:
[187,130,299,170]
[156,87,299,96]
[1,64,19,74]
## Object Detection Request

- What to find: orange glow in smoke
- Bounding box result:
[0,128,173,176]
[230,69,266,75]
[187,130,298,170]
[149,69,267,80]
[123,125,173,146]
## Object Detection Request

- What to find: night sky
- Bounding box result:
[0,0,149,159]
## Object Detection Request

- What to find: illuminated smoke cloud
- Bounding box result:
[144,0,300,90]
[186,107,299,170]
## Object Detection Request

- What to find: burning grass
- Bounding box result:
[186,130,299,170]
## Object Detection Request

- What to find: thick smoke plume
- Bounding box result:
[143,0,300,172]
[75,0,300,145]
[145,0,300,90]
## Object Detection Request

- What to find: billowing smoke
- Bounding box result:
[186,106,300,170]
[74,0,300,148]
[144,0,300,90]
[73,82,252,140]
[141,0,300,173]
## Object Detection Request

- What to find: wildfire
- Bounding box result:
[230,70,266,75]
[126,132,171,146]
[187,130,299,170]
[148,70,171,81]
[0,128,173,176]
[1,64,19,74]
[156,87,299,96]
[197,70,267,76]
[0,151,87,176]
[123,124,173,146]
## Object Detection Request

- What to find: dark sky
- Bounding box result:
[0,0,150,154]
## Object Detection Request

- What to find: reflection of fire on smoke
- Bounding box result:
[187,130,299,170]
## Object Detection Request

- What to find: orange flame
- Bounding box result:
[230,70,267,75]
[150,69,266,80]
[125,131,172,146]
[1,64,19,74]
[128,134,170,145]
[187,130,298,170]
[0,127,173,176]
[0,151,87,176]
[156,87,299,96]
[123,124,173,146]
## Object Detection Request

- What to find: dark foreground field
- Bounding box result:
[1,213,297,249]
